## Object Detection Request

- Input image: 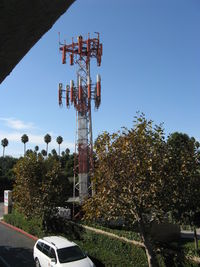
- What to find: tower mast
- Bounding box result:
[59,33,102,203]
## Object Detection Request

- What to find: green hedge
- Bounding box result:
[3,209,44,237]
[77,230,147,267]
[81,221,141,242]
[49,219,200,267]
[48,218,148,267]
[154,240,200,267]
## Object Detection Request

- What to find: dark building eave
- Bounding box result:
[0,0,75,84]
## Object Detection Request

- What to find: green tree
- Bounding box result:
[44,134,51,155]
[34,145,39,153]
[41,157,70,229]
[13,152,70,226]
[41,149,47,157]
[21,134,29,156]
[51,149,58,158]
[61,151,74,186]
[1,138,9,157]
[167,132,200,249]
[83,114,169,267]
[13,152,44,218]
[56,136,63,156]
[0,156,18,197]
[25,149,33,155]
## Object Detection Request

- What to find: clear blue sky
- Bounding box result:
[1,0,200,157]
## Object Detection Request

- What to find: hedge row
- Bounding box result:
[48,219,199,267]
[76,231,147,267]
[48,218,148,267]
[3,209,44,237]
[81,221,141,242]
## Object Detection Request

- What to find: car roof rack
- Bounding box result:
[43,238,57,249]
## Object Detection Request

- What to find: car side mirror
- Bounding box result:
[51,258,56,263]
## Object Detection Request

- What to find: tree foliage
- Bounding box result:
[167,133,200,220]
[41,149,47,157]
[21,134,29,156]
[56,136,63,156]
[83,114,200,265]
[51,149,58,158]
[167,132,200,248]
[34,145,39,152]
[44,134,51,155]
[13,152,71,226]
[0,156,18,197]
[1,138,9,157]
[83,114,169,266]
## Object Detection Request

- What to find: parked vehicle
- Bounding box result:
[33,236,95,267]
[56,207,71,220]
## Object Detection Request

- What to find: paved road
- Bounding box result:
[181,229,200,239]
[0,222,35,267]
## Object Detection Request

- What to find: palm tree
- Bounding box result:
[41,149,47,157]
[51,149,57,157]
[34,145,39,152]
[1,138,9,157]
[65,148,70,155]
[44,134,51,155]
[56,136,63,156]
[21,134,29,156]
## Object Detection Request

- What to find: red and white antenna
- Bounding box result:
[58,33,103,203]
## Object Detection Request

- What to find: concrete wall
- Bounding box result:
[150,222,180,242]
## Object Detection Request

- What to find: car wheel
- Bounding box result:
[35,258,41,267]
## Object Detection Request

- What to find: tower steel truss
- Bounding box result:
[58,33,102,203]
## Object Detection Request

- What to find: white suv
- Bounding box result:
[33,236,95,267]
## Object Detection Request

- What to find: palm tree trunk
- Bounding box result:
[46,143,48,155]
[24,143,26,156]
[59,144,60,156]
[3,147,5,157]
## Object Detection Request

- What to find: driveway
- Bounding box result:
[0,222,35,267]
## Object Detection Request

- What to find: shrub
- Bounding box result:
[77,230,147,267]
[81,221,141,241]
[4,209,43,237]
[47,218,147,267]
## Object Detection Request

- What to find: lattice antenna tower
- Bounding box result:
[58,33,102,203]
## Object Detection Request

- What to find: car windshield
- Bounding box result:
[57,245,86,263]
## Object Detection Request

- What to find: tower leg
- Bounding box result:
[78,111,88,203]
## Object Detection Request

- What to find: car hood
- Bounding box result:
[59,257,93,267]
